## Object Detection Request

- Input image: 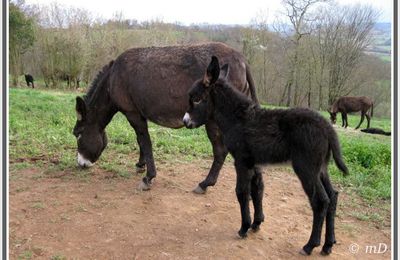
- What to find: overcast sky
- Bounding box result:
[25,0,393,25]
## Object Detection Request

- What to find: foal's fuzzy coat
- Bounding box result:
[184,56,348,256]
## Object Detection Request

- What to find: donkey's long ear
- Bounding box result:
[219,63,229,80]
[203,56,220,87]
[76,96,87,121]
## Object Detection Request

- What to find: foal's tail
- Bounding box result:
[328,129,349,176]
[245,63,259,105]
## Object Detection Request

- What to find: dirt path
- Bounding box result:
[9,160,391,259]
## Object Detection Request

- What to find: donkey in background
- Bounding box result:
[24,74,34,88]
[183,56,348,256]
[328,96,373,129]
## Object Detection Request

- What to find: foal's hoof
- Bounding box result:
[137,180,151,191]
[299,245,314,256]
[237,230,248,238]
[320,249,331,256]
[299,249,310,256]
[321,245,333,255]
[251,222,261,232]
[192,185,206,194]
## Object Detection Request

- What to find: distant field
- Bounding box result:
[379,55,391,62]
[9,88,391,204]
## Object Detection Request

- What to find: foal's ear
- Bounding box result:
[75,96,87,121]
[203,56,220,87]
[219,63,229,80]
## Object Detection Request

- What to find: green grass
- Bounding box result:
[9,88,392,204]
[379,55,391,62]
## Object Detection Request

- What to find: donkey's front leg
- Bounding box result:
[193,121,228,194]
[235,161,254,238]
[126,112,157,191]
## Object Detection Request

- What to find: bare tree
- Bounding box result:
[280,0,328,106]
[316,4,379,106]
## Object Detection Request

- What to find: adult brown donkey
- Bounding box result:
[73,42,258,193]
[328,96,373,129]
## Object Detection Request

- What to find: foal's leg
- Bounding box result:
[344,113,348,128]
[125,112,157,190]
[193,121,228,194]
[293,160,330,255]
[301,179,330,255]
[320,172,339,255]
[234,161,254,238]
[355,112,366,129]
[250,167,264,231]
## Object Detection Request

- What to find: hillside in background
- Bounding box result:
[366,22,391,62]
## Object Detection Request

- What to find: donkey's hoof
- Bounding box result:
[192,185,206,194]
[137,180,151,191]
[135,163,146,173]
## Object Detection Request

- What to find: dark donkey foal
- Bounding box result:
[329,96,373,129]
[184,56,349,256]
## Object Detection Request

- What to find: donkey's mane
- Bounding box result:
[84,60,114,106]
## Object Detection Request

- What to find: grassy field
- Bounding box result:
[9,88,392,205]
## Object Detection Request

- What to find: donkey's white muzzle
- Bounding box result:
[77,153,93,168]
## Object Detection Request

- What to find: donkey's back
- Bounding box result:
[336,96,373,113]
[109,42,256,128]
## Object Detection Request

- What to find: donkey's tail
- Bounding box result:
[328,129,349,176]
[245,63,259,105]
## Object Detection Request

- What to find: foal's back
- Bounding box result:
[244,108,332,164]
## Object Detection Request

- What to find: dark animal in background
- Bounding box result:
[361,128,391,136]
[328,96,373,129]
[73,43,258,192]
[57,72,81,88]
[24,74,34,88]
[184,56,348,256]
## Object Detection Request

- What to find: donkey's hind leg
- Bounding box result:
[193,121,228,194]
[366,113,371,128]
[320,171,339,255]
[355,112,366,129]
[125,112,157,190]
[250,166,264,231]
